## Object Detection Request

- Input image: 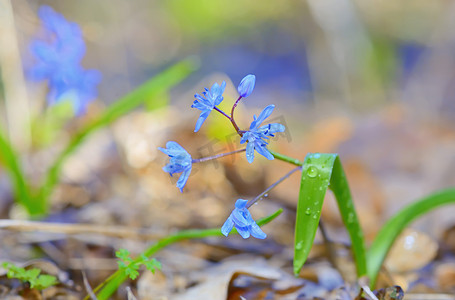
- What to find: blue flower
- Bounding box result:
[158,141,192,192]
[191,81,226,132]
[240,105,285,163]
[237,74,256,97]
[221,199,266,239]
[29,5,101,115]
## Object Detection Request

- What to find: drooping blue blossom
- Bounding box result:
[191,81,226,132]
[240,105,285,163]
[29,5,101,115]
[237,74,256,98]
[221,199,266,239]
[158,141,192,192]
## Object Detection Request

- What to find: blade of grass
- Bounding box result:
[367,188,455,287]
[0,130,39,214]
[37,58,198,212]
[294,153,367,278]
[92,209,283,300]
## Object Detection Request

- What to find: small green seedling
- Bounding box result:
[115,249,162,280]
[2,262,58,290]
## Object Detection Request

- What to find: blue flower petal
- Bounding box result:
[254,143,274,161]
[194,110,211,132]
[245,141,255,164]
[242,105,285,163]
[250,105,275,130]
[29,5,100,115]
[250,223,267,239]
[177,166,192,192]
[159,141,192,192]
[237,74,256,98]
[221,216,234,236]
[236,226,251,239]
[235,199,248,209]
[221,199,266,240]
[191,81,225,132]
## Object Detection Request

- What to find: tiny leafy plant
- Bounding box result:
[115,249,162,280]
[2,262,58,290]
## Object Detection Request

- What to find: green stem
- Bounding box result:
[93,209,283,300]
[269,150,303,166]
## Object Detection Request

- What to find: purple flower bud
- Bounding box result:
[237,74,256,98]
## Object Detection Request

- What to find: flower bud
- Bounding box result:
[237,74,256,97]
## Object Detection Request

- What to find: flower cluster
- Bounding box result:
[241,104,285,163]
[158,142,192,192]
[221,199,266,239]
[191,81,226,132]
[29,5,101,115]
[159,74,285,239]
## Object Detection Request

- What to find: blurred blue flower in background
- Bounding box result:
[191,81,226,132]
[158,141,192,192]
[240,104,285,163]
[29,5,101,115]
[237,74,255,97]
[221,199,266,239]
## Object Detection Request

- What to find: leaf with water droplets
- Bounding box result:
[294,153,367,279]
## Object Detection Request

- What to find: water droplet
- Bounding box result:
[305,207,311,215]
[296,241,303,250]
[347,212,354,223]
[312,212,319,219]
[306,166,318,178]
[264,193,268,198]
[314,153,321,159]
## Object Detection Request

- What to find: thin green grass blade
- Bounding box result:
[367,188,455,287]
[0,131,39,214]
[294,153,367,277]
[329,155,367,277]
[93,209,283,300]
[38,58,198,212]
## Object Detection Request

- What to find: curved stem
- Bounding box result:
[192,148,246,163]
[230,96,243,135]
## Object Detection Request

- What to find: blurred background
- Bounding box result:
[2,0,455,296]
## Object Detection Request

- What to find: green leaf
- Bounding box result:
[115,249,130,261]
[367,188,455,287]
[125,267,139,280]
[33,274,57,290]
[143,258,162,274]
[294,153,367,278]
[25,268,40,281]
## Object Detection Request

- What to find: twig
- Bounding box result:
[82,270,98,300]
[0,220,162,240]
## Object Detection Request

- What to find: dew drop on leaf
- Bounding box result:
[306,166,318,178]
